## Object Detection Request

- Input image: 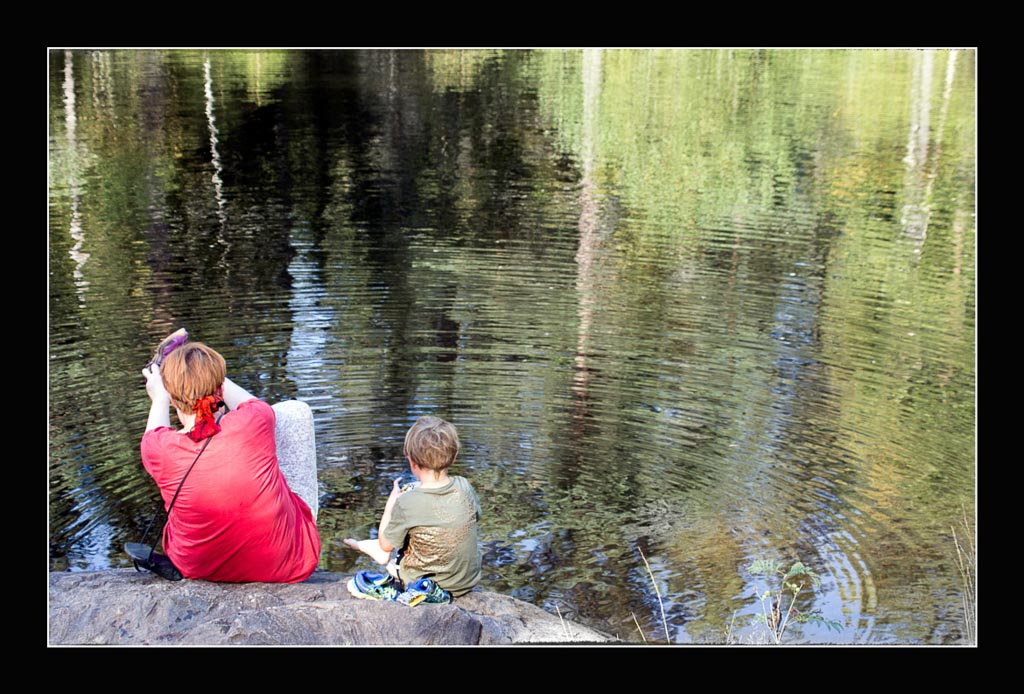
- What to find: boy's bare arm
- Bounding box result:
[376,479,403,553]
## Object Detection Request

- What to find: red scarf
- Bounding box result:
[188,393,224,442]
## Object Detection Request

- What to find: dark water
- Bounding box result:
[48,49,976,644]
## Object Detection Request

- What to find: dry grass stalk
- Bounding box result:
[952,504,976,644]
[631,612,648,643]
[555,604,573,641]
[638,547,670,642]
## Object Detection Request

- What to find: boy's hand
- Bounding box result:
[394,477,419,494]
[387,477,414,503]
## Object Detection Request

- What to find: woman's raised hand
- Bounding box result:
[142,363,170,405]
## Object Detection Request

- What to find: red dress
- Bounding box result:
[141,399,321,583]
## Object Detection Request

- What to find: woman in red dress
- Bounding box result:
[140,341,320,583]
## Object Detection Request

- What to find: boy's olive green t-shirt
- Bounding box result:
[382,475,482,597]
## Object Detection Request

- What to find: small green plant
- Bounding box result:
[748,559,842,644]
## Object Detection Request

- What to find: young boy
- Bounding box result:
[344,415,482,606]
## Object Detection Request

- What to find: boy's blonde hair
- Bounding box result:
[404,416,460,471]
[161,342,226,414]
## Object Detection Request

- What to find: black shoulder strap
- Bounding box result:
[140,411,223,546]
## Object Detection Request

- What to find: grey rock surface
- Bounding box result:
[48,570,615,646]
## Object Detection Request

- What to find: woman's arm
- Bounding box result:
[142,365,172,432]
[221,376,256,410]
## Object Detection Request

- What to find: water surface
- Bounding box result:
[48,48,976,644]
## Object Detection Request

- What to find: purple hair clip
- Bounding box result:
[146,327,188,370]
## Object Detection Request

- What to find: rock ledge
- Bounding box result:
[48,570,615,646]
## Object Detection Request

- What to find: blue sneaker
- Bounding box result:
[397,577,452,607]
[347,571,401,601]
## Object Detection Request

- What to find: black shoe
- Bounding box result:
[125,542,183,581]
